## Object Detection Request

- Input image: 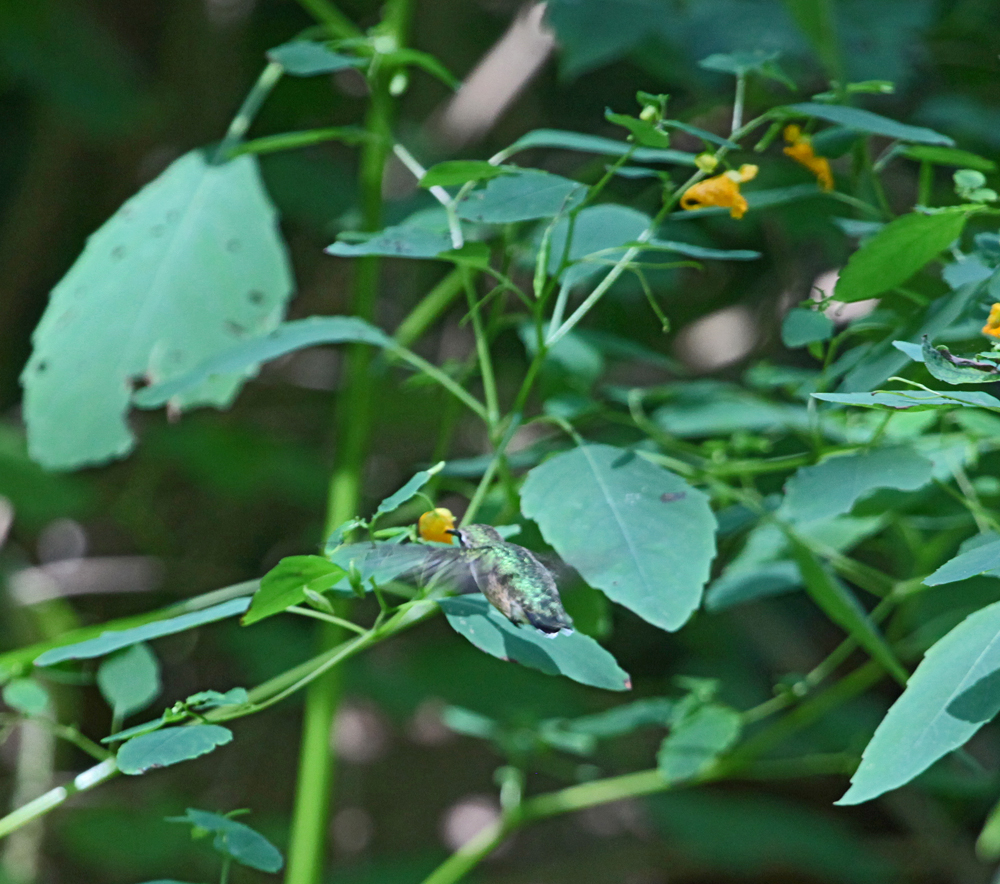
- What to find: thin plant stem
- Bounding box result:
[287,606,369,634]
[0,760,118,840]
[213,62,284,164]
[463,268,500,427]
[285,3,410,880]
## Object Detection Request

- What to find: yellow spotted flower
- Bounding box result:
[983,303,1000,338]
[680,164,758,219]
[783,125,833,191]
[418,507,456,543]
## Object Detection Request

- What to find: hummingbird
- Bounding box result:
[446,524,574,637]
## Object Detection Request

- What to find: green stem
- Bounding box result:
[463,268,500,427]
[213,62,284,164]
[293,0,362,38]
[228,126,374,158]
[285,5,410,880]
[0,759,118,840]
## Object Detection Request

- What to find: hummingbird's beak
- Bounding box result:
[446,528,462,546]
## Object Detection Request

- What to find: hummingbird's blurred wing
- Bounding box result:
[328,542,478,594]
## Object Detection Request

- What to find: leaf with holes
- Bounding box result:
[521,444,717,632]
[21,150,293,469]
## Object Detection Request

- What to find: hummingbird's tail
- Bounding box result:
[524,608,574,637]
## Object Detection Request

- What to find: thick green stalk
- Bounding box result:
[285,3,410,881]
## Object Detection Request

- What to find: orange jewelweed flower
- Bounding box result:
[783,125,833,191]
[418,507,456,543]
[680,164,758,219]
[983,303,1000,338]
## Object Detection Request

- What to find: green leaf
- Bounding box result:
[456,169,585,223]
[838,599,1000,805]
[521,444,717,632]
[814,389,1000,410]
[924,537,1000,586]
[834,212,967,302]
[21,150,293,469]
[644,239,760,261]
[921,337,1000,385]
[499,129,697,166]
[373,463,444,520]
[167,809,283,872]
[134,317,394,407]
[266,41,364,75]
[243,556,348,626]
[787,103,954,146]
[657,704,742,784]
[788,536,908,684]
[2,678,51,715]
[902,145,997,171]
[117,725,233,775]
[547,205,651,287]
[185,688,250,710]
[604,109,672,149]
[781,446,934,524]
[326,223,453,258]
[782,308,834,347]
[438,596,630,691]
[419,160,507,188]
[96,642,161,719]
[700,50,793,88]
[34,598,251,666]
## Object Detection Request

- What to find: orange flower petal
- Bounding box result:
[783,127,833,191]
[680,173,750,219]
[418,507,456,543]
[983,303,1000,338]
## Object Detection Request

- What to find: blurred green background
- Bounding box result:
[2,1,1000,881]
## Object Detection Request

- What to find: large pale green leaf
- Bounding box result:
[134,317,393,407]
[521,444,717,632]
[117,725,233,775]
[838,599,1000,805]
[167,809,283,872]
[34,598,250,665]
[97,642,161,719]
[21,150,293,469]
[456,169,585,223]
[925,537,1000,586]
[781,446,933,524]
[787,103,954,146]
[833,212,967,302]
[438,596,630,691]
